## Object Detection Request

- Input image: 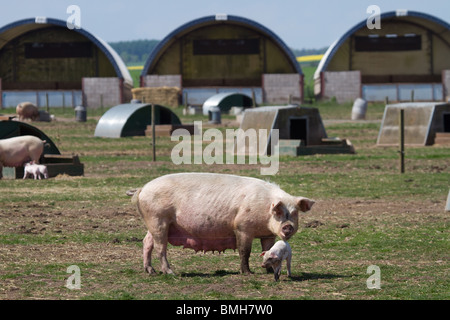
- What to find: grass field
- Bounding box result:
[0,103,448,300]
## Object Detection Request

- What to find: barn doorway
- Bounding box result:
[444,113,450,132]
[289,117,308,145]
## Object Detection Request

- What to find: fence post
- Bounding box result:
[399,109,405,174]
[46,93,49,113]
[151,103,156,162]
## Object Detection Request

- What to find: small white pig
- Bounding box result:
[23,162,48,180]
[260,240,292,281]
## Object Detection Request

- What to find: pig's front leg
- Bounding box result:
[260,237,275,273]
[273,261,282,281]
[235,231,254,274]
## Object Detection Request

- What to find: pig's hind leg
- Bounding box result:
[143,231,156,275]
[150,221,175,275]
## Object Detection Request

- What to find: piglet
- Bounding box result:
[23,162,48,180]
[260,240,292,281]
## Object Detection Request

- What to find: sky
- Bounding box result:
[0,0,449,50]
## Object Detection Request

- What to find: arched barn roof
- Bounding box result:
[314,10,450,80]
[0,120,60,155]
[94,103,181,138]
[0,17,132,86]
[142,14,302,78]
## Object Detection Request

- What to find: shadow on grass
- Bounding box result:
[289,272,352,282]
[180,270,351,282]
[180,270,240,278]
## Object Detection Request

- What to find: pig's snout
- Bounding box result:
[281,224,294,239]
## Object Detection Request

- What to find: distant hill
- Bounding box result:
[109,39,159,65]
[291,47,328,57]
[109,39,328,66]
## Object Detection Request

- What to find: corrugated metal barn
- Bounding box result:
[141,14,303,105]
[314,10,450,103]
[0,17,133,108]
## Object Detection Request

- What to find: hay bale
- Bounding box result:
[132,87,181,108]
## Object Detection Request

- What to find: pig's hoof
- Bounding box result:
[145,266,157,275]
[241,270,254,275]
[163,269,176,276]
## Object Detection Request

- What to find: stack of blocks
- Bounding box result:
[83,78,121,108]
[262,74,302,104]
[322,71,361,103]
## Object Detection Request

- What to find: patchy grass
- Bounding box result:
[0,105,448,300]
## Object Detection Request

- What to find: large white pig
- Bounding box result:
[0,136,45,179]
[127,173,314,275]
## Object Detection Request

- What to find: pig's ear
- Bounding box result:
[271,201,284,217]
[260,251,266,257]
[297,197,315,212]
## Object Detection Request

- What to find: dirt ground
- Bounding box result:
[0,112,448,300]
[0,194,447,299]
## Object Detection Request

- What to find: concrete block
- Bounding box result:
[278,139,303,147]
[446,190,450,212]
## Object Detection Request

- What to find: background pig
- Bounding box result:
[260,240,292,281]
[16,102,39,121]
[23,162,48,180]
[127,173,314,275]
[0,135,45,179]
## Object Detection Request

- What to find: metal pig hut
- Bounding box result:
[377,102,450,146]
[94,103,183,138]
[202,92,253,115]
[0,119,84,179]
[237,105,355,156]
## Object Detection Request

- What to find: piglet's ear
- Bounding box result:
[297,197,315,212]
[259,251,266,257]
[270,252,279,259]
[271,201,284,217]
